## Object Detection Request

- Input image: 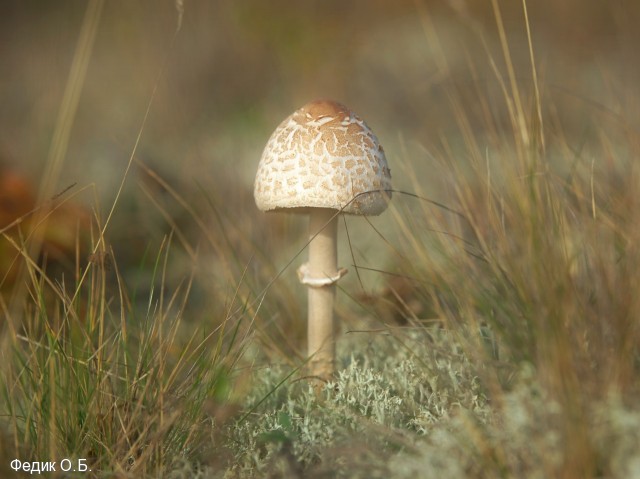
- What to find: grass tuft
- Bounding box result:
[1,224,242,476]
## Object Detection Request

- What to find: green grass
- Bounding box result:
[2,1,640,478]
[1,230,243,476]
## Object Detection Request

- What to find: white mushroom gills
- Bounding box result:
[254,99,392,381]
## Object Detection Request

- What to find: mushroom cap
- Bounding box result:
[254,100,392,215]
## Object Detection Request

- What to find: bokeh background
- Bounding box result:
[3,2,640,475]
[1,0,640,334]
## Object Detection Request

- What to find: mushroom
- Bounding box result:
[254,99,392,381]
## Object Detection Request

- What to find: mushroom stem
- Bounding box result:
[306,207,338,380]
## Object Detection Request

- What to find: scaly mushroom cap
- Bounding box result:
[254,100,392,215]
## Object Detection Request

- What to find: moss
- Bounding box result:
[217,329,640,478]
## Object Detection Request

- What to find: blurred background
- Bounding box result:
[1,0,639,332]
[4,3,640,473]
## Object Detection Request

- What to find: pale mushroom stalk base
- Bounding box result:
[305,207,339,381]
